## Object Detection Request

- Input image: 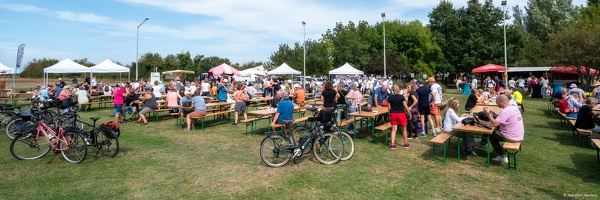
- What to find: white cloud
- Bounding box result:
[0,3,44,12]
[55,11,111,23]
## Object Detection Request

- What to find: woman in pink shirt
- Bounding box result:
[113,84,126,123]
[166,88,182,110]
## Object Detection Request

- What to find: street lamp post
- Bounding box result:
[381,13,386,77]
[502,1,508,86]
[302,21,306,86]
[136,17,149,81]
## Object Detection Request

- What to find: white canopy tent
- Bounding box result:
[267,63,301,75]
[43,58,91,86]
[237,67,266,82]
[329,63,364,75]
[0,63,14,74]
[90,59,130,82]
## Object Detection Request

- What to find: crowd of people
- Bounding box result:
[455,75,551,98]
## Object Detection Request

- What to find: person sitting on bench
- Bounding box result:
[270,91,294,133]
[185,90,207,131]
[574,97,600,132]
[483,95,524,164]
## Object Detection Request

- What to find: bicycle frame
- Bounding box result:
[36,120,68,151]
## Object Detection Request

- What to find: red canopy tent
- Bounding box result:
[472,64,505,74]
[208,63,241,76]
[550,66,597,75]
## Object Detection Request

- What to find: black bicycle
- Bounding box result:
[61,109,120,158]
[259,111,344,167]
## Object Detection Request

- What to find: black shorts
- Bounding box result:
[418,104,430,116]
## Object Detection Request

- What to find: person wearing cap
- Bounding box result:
[565,90,583,118]
[185,90,207,131]
[293,84,305,105]
[217,79,230,102]
[113,84,126,123]
[568,83,585,100]
[415,79,433,136]
[427,77,443,134]
[137,88,157,125]
[58,78,66,88]
[124,91,139,121]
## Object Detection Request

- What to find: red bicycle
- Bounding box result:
[10,111,88,164]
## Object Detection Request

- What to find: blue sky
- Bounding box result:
[0,0,587,72]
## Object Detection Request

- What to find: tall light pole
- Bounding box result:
[502,1,508,86]
[302,21,306,86]
[136,17,149,81]
[381,13,386,77]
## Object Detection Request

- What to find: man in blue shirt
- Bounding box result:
[185,90,207,131]
[54,85,63,99]
[217,79,230,102]
[271,91,294,128]
[370,84,389,107]
[38,86,50,104]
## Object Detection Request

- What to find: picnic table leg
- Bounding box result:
[457,135,461,163]
[370,118,375,143]
[486,135,491,168]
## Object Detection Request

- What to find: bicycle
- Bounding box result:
[259,112,344,167]
[290,106,355,161]
[5,99,57,139]
[10,110,88,164]
[70,112,120,158]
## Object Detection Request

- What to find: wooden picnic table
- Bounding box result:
[476,102,499,106]
[247,106,302,131]
[451,121,495,167]
[245,97,273,109]
[469,105,503,114]
[348,106,389,139]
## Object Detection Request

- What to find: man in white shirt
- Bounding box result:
[200,80,211,96]
[132,80,140,90]
[427,77,443,134]
[517,78,525,90]
[508,77,516,88]
[471,77,478,89]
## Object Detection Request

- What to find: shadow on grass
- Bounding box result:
[555,153,600,184]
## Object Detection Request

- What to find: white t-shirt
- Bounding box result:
[430,83,443,103]
[443,108,466,132]
[152,85,162,97]
[508,80,516,88]
[201,82,210,92]
[471,79,477,89]
[517,79,525,87]
[132,82,140,90]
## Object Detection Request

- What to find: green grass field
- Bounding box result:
[0,89,599,199]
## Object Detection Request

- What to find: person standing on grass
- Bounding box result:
[217,79,229,102]
[113,84,126,123]
[405,83,419,139]
[471,77,478,90]
[137,88,157,125]
[232,83,247,126]
[388,85,411,149]
[427,77,443,135]
[443,97,477,156]
[415,79,432,137]
[152,81,163,100]
[345,84,362,134]
[483,95,524,164]
[185,90,207,131]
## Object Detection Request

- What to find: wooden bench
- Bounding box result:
[568,119,577,137]
[240,116,271,136]
[270,116,310,129]
[102,100,115,108]
[430,132,454,163]
[190,110,235,130]
[374,123,392,145]
[151,108,175,122]
[503,142,522,170]
[592,139,600,163]
[576,128,593,146]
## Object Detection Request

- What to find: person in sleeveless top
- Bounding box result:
[232,83,247,125]
[138,88,157,125]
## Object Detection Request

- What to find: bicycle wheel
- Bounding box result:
[10,131,52,160]
[335,130,355,161]
[313,133,343,165]
[290,125,311,154]
[259,134,291,167]
[41,110,57,128]
[5,118,34,140]
[60,131,88,164]
[96,130,119,158]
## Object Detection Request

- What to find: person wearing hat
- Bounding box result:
[137,88,157,125]
[568,83,585,100]
[591,81,600,100]
[427,77,443,135]
[113,84,126,123]
[217,79,230,102]
[293,84,305,105]
[415,78,433,136]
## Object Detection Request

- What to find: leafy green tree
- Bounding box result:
[514,0,580,42]
[20,58,59,78]
[176,51,193,71]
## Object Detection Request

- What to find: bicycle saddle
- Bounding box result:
[90,117,101,122]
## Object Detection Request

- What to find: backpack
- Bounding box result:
[104,85,110,92]
[101,121,120,139]
[558,97,572,114]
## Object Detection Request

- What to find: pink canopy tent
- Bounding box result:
[208,63,240,76]
[550,66,597,75]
